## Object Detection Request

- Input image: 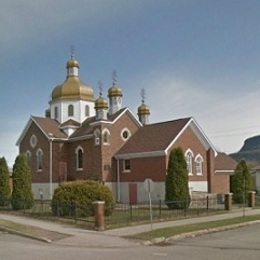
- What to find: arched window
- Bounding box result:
[54,107,58,119]
[68,104,74,117]
[25,151,31,165]
[185,149,194,175]
[102,129,110,144]
[76,147,83,170]
[36,149,43,171]
[94,129,100,145]
[85,105,90,117]
[195,154,203,175]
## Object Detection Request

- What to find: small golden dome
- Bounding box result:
[95,94,108,109]
[108,84,123,97]
[66,57,79,68]
[138,103,150,115]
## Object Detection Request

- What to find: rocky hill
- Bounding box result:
[229,135,260,167]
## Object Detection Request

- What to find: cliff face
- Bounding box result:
[230,135,260,167]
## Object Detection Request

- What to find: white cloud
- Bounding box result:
[135,70,260,154]
[0,133,19,168]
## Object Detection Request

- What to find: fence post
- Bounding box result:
[159,199,162,217]
[248,191,256,208]
[93,201,105,231]
[224,193,232,211]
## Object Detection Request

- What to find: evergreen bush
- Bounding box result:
[51,180,115,217]
[0,157,11,206]
[231,160,254,204]
[11,154,34,210]
[165,147,191,209]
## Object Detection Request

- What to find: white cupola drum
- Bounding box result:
[108,71,123,115]
[137,89,150,125]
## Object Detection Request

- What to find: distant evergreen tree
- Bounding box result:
[11,154,34,210]
[165,147,190,209]
[0,157,11,206]
[231,160,254,204]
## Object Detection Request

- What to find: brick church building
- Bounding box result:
[17,55,237,202]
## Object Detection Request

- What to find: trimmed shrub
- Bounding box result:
[0,157,11,206]
[51,180,115,217]
[11,154,34,210]
[165,147,191,209]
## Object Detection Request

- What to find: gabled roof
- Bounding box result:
[70,108,141,140]
[215,152,237,173]
[60,119,81,127]
[115,117,218,159]
[115,118,191,158]
[16,116,67,145]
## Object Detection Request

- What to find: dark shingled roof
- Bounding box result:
[32,116,67,139]
[116,118,191,155]
[215,152,237,171]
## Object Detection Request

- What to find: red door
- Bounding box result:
[129,183,137,205]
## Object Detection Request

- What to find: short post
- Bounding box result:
[248,191,256,208]
[224,193,232,211]
[93,201,105,231]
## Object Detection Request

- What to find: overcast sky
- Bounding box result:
[1,0,260,167]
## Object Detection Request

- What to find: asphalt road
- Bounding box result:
[0,224,259,260]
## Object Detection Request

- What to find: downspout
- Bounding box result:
[116,158,120,202]
[49,138,53,200]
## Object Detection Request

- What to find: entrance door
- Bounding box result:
[129,183,137,205]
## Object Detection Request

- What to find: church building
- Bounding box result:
[17,55,237,202]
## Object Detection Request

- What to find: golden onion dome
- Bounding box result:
[51,77,94,100]
[138,103,150,115]
[51,57,94,101]
[66,57,79,68]
[108,84,123,97]
[95,94,108,109]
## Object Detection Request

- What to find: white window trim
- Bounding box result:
[94,129,101,145]
[185,149,194,176]
[123,159,131,172]
[102,128,110,145]
[75,146,84,170]
[36,148,43,172]
[121,127,131,141]
[195,154,204,176]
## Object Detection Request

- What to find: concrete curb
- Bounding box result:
[141,220,260,246]
[0,227,52,243]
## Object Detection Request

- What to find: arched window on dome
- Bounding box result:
[36,149,43,171]
[54,107,58,119]
[185,149,194,176]
[76,147,83,170]
[68,104,74,117]
[85,105,90,117]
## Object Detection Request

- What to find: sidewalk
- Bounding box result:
[1,207,260,248]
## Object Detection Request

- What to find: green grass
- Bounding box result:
[0,219,69,241]
[125,214,260,241]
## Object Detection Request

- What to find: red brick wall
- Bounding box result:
[171,126,208,182]
[119,156,166,182]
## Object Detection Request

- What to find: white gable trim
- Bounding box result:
[16,117,33,146]
[165,117,217,156]
[113,108,142,127]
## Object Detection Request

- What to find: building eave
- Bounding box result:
[115,150,166,160]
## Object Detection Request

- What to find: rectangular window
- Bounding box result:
[124,159,131,171]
